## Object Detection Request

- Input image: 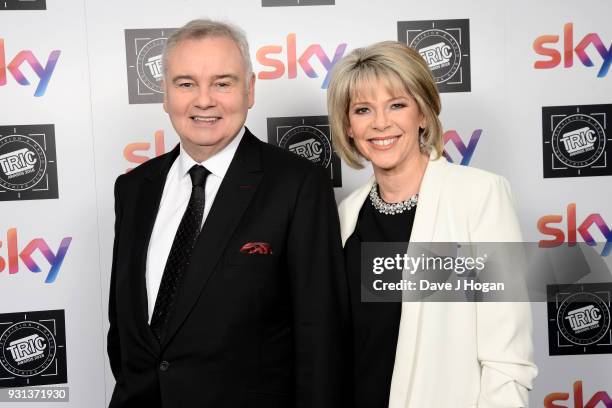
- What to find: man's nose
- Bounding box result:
[194,86,215,109]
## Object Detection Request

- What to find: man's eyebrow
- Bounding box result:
[171,74,240,83]
[212,74,239,81]
[171,75,194,83]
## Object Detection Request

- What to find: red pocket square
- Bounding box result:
[240,242,273,255]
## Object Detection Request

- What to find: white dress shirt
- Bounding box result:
[145,127,245,322]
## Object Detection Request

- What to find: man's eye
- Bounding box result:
[216,82,230,88]
[178,82,193,88]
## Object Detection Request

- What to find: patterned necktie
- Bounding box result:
[150,164,210,341]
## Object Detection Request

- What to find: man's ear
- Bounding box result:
[247,73,255,109]
[162,79,168,113]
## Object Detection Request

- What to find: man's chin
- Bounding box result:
[180,134,238,160]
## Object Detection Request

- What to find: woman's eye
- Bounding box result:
[354,107,369,114]
[391,103,406,109]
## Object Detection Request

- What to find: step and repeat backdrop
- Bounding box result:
[1,0,611,406]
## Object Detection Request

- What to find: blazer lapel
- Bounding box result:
[130,145,180,349]
[336,152,453,407]
[339,152,449,246]
[390,152,449,407]
[161,130,263,346]
[409,152,448,243]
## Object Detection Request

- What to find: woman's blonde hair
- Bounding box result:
[327,41,443,169]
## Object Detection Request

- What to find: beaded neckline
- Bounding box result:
[368,182,418,215]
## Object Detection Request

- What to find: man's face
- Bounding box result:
[163,36,255,162]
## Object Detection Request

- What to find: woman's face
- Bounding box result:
[347,79,425,172]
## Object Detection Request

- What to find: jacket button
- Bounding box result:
[159,361,170,371]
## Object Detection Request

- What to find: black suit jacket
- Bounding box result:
[108,129,349,408]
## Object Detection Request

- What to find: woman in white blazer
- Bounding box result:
[327,41,537,407]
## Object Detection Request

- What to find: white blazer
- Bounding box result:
[338,154,538,408]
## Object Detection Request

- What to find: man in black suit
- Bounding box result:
[107,19,349,408]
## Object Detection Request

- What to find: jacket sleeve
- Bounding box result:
[107,175,124,383]
[471,176,538,408]
[286,166,351,408]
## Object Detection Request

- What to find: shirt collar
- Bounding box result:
[178,126,245,180]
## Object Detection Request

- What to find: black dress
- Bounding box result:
[344,197,416,408]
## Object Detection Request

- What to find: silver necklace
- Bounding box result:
[369,182,418,215]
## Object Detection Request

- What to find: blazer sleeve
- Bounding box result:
[286,167,351,408]
[471,176,538,408]
[107,175,124,383]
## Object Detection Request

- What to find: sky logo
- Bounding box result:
[256,34,347,89]
[124,129,167,172]
[0,228,72,283]
[0,39,61,97]
[442,129,481,165]
[533,23,611,78]
[544,380,612,408]
[538,203,611,256]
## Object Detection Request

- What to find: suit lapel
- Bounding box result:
[130,145,180,349]
[340,177,374,247]
[161,130,263,345]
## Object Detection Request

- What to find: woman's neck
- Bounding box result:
[374,152,429,203]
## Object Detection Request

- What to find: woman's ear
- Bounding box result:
[419,114,427,130]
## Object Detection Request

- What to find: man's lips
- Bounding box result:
[190,115,221,124]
